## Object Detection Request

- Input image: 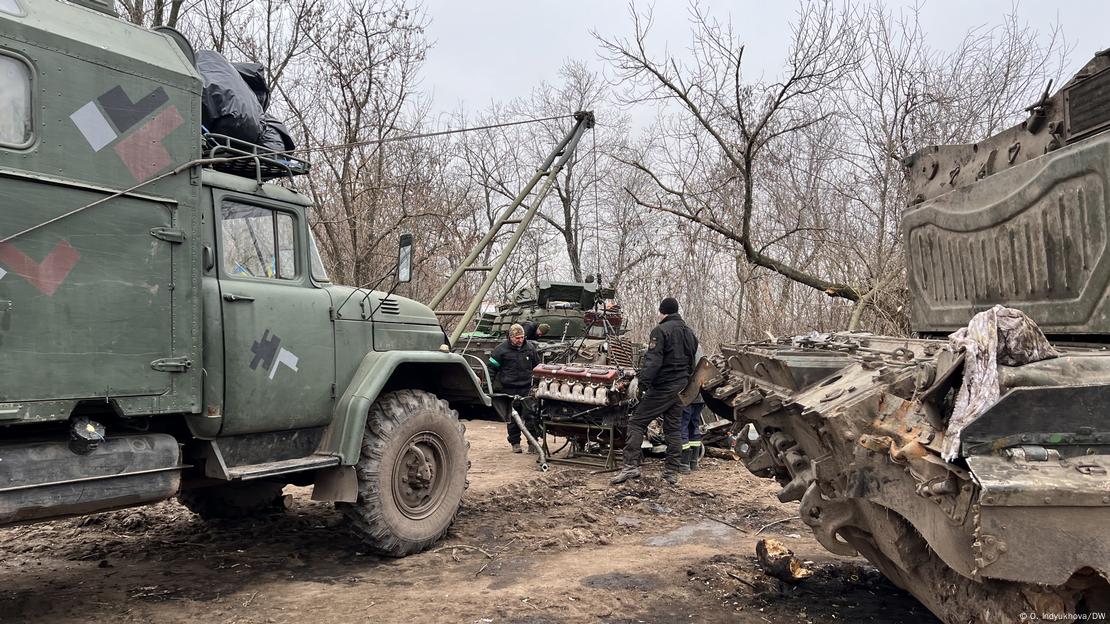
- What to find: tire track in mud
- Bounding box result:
[0,422,940,623]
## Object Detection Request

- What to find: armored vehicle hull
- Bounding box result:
[706,53,1110,621]
[705,334,1108,621]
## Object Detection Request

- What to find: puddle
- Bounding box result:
[644,520,736,547]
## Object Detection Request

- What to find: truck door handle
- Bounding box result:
[222,293,255,302]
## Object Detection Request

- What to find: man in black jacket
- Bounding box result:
[490,324,541,453]
[611,297,699,485]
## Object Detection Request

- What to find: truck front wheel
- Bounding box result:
[339,389,469,556]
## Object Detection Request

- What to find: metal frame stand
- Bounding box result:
[540,420,620,470]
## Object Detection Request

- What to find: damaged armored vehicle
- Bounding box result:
[704,53,1110,620]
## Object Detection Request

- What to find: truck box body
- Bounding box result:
[0,1,202,420]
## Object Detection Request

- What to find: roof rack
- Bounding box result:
[201,132,311,184]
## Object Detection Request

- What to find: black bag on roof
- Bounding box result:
[196,50,264,144]
[232,63,297,153]
[233,61,271,111]
[259,115,296,153]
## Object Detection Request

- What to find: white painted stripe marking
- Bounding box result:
[269,348,300,380]
[70,101,117,152]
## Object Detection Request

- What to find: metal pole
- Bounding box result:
[429,111,593,310]
[448,112,594,344]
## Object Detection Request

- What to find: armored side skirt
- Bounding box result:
[968,454,1110,584]
[0,434,182,525]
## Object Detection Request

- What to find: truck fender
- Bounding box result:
[319,350,490,465]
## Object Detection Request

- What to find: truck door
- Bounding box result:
[214,193,335,435]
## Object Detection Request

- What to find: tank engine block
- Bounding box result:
[532,364,636,407]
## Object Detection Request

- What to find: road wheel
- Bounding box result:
[339,389,468,556]
[178,482,287,519]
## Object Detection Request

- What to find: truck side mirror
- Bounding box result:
[397,233,413,283]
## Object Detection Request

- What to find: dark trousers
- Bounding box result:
[681,404,704,444]
[622,383,684,472]
[505,390,540,445]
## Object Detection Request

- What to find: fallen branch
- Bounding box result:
[475,538,516,577]
[701,513,749,533]
[755,516,798,535]
[726,570,758,590]
[430,544,492,558]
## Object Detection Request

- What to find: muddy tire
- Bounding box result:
[178,482,287,520]
[339,389,469,557]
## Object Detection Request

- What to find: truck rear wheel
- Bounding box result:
[339,389,468,556]
[178,482,287,519]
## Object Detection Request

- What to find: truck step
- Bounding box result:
[226,455,340,481]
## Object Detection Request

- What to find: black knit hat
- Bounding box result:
[659,297,679,315]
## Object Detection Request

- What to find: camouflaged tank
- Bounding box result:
[703,53,1110,621]
[453,280,648,466]
[456,280,641,377]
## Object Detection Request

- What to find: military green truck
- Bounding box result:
[0,0,489,556]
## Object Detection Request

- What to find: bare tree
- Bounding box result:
[509,62,615,282]
[830,3,1066,330]
[598,1,1068,334]
[281,1,431,287]
[118,0,187,27]
[599,2,865,303]
[179,0,252,52]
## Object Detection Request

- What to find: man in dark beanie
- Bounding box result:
[611,296,699,486]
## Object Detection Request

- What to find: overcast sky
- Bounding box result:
[420,0,1105,132]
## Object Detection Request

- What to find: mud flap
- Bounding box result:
[312,465,358,503]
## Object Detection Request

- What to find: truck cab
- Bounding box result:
[0,0,487,556]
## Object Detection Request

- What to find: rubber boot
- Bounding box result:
[689,444,700,471]
[609,465,641,485]
[678,447,692,474]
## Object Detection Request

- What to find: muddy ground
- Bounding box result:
[0,421,938,623]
